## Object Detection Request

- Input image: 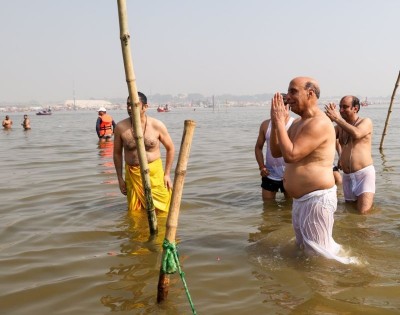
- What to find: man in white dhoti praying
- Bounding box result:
[324,96,375,214]
[269,77,353,264]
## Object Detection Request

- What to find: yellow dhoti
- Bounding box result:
[125,158,171,213]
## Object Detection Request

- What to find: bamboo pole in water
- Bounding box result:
[380,70,400,150]
[157,120,196,303]
[116,0,157,234]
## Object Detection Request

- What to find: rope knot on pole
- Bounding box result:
[160,238,197,314]
[161,239,178,274]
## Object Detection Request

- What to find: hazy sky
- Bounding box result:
[1,0,400,103]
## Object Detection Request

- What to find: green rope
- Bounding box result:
[162,239,197,315]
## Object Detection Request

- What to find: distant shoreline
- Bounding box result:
[0,99,396,114]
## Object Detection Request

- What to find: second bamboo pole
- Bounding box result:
[380,70,400,150]
[157,120,196,303]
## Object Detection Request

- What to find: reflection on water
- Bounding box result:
[98,141,113,159]
[247,200,396,314]
[98,141,118,186]
[100,212,184,313]
[1,108,400,314]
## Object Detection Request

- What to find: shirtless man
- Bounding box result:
[325,96,374,214]
[113,92,175,213]
[255,94,294,200]
[21,114,31,130]
[270,77,347,262]
[2,115,13,129]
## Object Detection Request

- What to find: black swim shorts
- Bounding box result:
[261,176,285,193]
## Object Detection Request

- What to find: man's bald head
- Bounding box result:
[290,76,320,99]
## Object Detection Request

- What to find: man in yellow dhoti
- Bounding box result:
[113,92,175,213]
[125,158,171,212]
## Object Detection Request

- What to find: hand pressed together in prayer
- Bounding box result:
[271,92,289,127]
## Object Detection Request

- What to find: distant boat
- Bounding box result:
[157,105,171,112]
[361,97,369,107]
[36,107,52,115]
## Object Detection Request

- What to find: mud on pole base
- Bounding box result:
[157,273,170,303]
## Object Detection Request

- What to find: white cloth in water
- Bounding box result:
[292,185,355,264]
[342,165,375,201]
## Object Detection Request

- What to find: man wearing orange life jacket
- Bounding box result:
[96,107,116,142]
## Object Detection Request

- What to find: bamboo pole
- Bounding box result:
[157,120,196,303]
[380,70,400,150]
[117,0,157,234]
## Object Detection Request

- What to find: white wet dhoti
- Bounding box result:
[292,186,355,264]
[342,165,375,201]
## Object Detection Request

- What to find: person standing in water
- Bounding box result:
[96,107,116,142]
[255,93,294,200]
[21,114,31,130]
[270,76,352,264]
[2,115,13,129]
[113,92,175,213]
[325,96,374,214]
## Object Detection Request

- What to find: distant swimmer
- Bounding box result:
[21,114,31,130]
[255,93,294,200]
[2,115,13,129]
[270,76,354,264]
[96,107,116,142]
[325,96,375,214]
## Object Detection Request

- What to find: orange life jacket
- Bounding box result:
[99,114,113,136]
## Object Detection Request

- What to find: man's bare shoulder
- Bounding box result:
[359,117,373,126]
[260,119,270,131]
[115,117,131,128]
[315,112,334,131]
[299,111,334,136]
[114,118,131,136]
[147,115,167,130]
[320,111,335,125]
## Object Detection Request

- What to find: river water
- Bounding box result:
[1,105,400,315]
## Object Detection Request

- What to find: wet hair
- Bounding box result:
[305,81,320,99]
[126,92,147,105]
[5,115,9,119]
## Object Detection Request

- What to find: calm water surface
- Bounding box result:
[1,105,400,315]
